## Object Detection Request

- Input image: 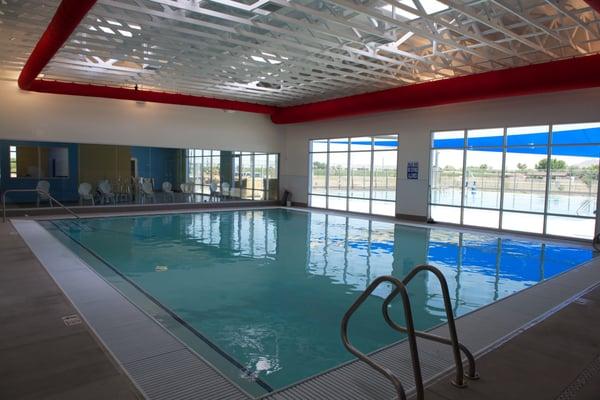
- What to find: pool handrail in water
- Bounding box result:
[341,275,423,400]
[383,264,479,387]
[341,265,480,400]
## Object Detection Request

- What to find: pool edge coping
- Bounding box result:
[11,218,254,400]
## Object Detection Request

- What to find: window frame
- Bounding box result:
[308,134,398,216]
[428,122,600,240]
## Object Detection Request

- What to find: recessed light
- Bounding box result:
[99,26,116,35]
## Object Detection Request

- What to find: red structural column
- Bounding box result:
[18,0,97,90]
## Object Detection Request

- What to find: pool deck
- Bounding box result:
[0,221,141,399]
[424,284,600,400]
[3,208,600,400]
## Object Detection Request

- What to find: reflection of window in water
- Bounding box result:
[184,211,277,259]
[307,215,394,294]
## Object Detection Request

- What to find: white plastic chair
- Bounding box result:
[209,182,220,202]
[180,182,194,203]
[162,181,175,202]
[98,180,115,205]
[221,182,231,200]
[78,182,95,205]
[36,180,52,207]
[141,181,155,203]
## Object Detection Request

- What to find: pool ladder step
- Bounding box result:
[341,264,479,400]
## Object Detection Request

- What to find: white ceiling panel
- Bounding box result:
[1,0,599,105]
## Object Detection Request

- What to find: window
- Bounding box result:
[185,150,279,200]
[308,135,398,216]
[429,123,600,239]
[8,145,69,179]
[9,146,17,178]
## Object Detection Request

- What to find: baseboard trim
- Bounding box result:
[395,213,428,222]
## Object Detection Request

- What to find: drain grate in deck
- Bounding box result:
[62,314,82,326]
[555,355,600,400]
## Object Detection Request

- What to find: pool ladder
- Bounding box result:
[341,264,479,400]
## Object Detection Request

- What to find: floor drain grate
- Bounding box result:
[555,355,600,400]
[62,314,82,327]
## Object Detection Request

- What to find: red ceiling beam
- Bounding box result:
[18,0,97,90]
[585,0,600,13]
[270,54,600,124]
[17,0,600,120]
[28,80,277,114]
[17,0,276,114]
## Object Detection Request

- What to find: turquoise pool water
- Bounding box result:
[46,208,594,394]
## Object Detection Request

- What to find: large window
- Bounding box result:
[186,149,220,195]
[8,145,69,179]
[430,123,600,239]
[185,150,279,200]
[309,135,398,216]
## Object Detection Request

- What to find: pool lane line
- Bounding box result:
[48,220,275,393]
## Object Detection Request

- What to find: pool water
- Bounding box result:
[46,208,594,393]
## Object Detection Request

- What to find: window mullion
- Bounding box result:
[346,141,350,211]
[325,141,330,209]
[498,127,507,230]
[369,138,375,214]
[460,130,467,225]
[543,126,553,235]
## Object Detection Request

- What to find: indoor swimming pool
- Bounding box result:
[42,208,595,396]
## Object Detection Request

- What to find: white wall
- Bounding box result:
[3,79,600,215]
[280,88,600,217]
[0,80,282,152]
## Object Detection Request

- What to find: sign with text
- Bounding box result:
[407,161,419,180]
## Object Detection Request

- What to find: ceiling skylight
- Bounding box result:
[380,0,448,20]
[98,26,116,35]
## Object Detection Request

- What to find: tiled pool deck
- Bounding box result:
[424,284,600,400]
[3,207,600,400]
[0,221,141,399]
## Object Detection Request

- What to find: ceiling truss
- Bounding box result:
[1,0,599,105]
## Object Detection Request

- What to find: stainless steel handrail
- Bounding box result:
[382,264,479,388]
[2,189,81,222]
[341,275,424,400]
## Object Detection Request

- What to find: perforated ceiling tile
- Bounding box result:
[0,0,60,81]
